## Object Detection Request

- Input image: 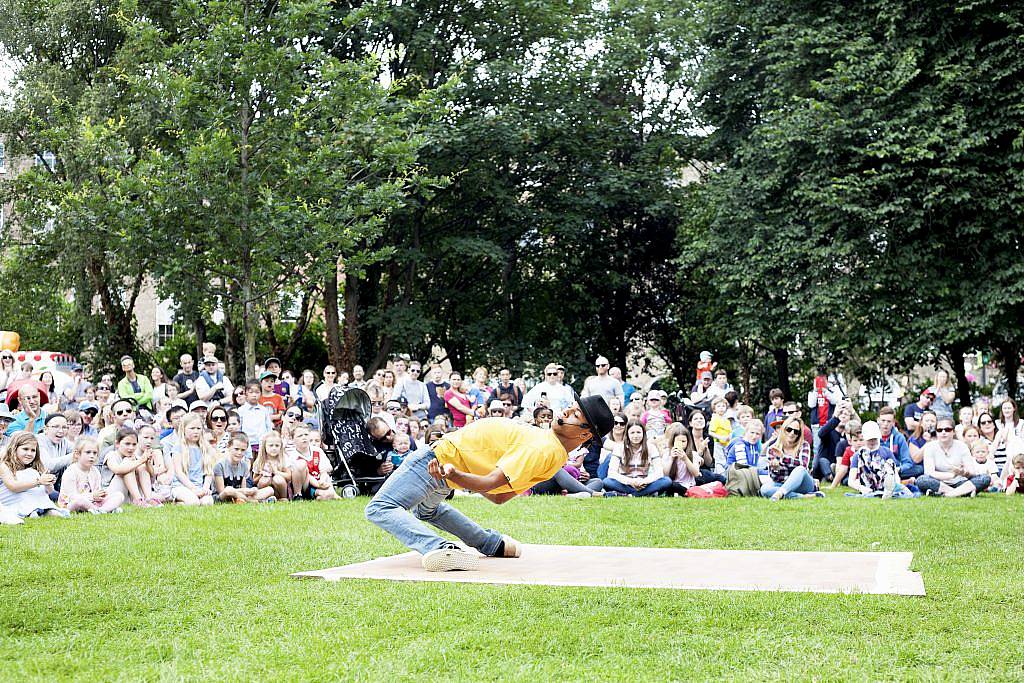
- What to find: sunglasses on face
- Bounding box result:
[614,421,626,427]
[489,410,504,416]
[115,409,134,416]
[286,412,301,419]
[210,415,227,423]
[980,419,994,425]
[596,363,608,368]
[545,372,558,377]
[936,427,954,433]
[785,427,801,435]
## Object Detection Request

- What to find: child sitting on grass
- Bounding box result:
[252,431,291,501]
[138,424,172,503]
[1004,453,1024,495]
[103,428,161,508]
[59,436,125,513]
[0,432,69,519]
[289,424,338,501]
[214,432,273,503]
[966,440,1001,492]
[170,414,216,506]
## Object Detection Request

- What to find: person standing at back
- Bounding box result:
[581,356,624,407]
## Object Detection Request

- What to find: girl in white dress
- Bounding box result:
[0,432,70,519]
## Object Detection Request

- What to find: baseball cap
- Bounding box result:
[264,357,282,368]
[202,356,219,365]
[595,355,609,366]
[190,401,209,412]
[861,421,882,441]
[79,401,99,414]
[259,370,278,381]
[0,404,14,421]
[921,387,936,398]
[700,371,713,380]
[70,362,84,372]
[488,399,505,412]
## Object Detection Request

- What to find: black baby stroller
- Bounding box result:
[318,386,386,497]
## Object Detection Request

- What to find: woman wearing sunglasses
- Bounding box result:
[206,407,231,453]
[760,415,822,500]
[917,417,991,497]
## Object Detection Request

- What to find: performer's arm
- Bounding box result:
[428,460,511,497]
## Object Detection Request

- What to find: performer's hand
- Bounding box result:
[428,459,455,480]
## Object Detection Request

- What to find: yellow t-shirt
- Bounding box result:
[432,418,567,494]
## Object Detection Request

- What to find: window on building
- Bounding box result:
[157,324,175,347]
[35,151,57,172]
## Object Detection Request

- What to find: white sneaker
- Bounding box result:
[500,535,522,558]
[422,545,480,572]
[567,491,594,498]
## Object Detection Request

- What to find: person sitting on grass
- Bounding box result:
[760,416,822,500]
[725,419,765,472]
[908,410,938,463]
[289,424,338,501]
[964,440,1000,492]
[601,419,672,496]
[663,422,701,496]
[878,406,916,481]
[847,421,911,498]
[0,432,69,519]
[169,414,216,506]
[58,436,125,513]
[916,417,991,497]
[812,400,854,483]
[102,428,161,508]
[828,419,862,489]
[138,423,172,504]
[252,431,291,501]
[1004,453,1024,495]
[214,432,274,503]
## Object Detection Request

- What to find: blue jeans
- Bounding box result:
[916,474,991,495]
[602,476,672,496]
[761,466,817,498]
[899,462,924,479]
[365,446,503,556]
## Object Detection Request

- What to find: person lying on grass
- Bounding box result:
[365,397,613,572]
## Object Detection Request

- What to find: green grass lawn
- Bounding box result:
[2,492,1022,681]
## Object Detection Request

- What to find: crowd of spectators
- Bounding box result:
[2,346,1022,525]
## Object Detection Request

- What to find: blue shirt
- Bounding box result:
[4,411,47,436]
[726,438,766,474]
[881,430,912,469]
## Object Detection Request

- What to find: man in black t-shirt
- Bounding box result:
[173,354,200,406]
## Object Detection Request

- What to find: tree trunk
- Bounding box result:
[223,303,240,383]
[1000,341,1021,402]
[324,262,342,368]
[194,315,207,361]
[240,280,258,380]
[341,270,360,372]
[772,347,791,400]
[739,343,753,405]
[947,343,972,407]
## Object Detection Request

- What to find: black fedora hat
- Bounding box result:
[578,396,614,442]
